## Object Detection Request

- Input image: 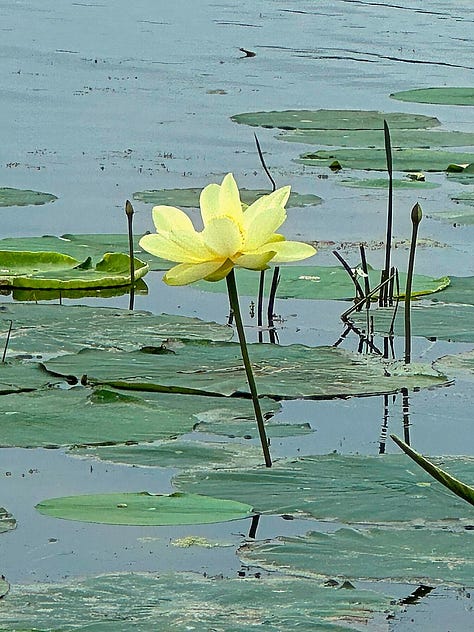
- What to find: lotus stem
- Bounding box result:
[404,203,422,364]
[267,267,280,344]
[2,320,13,363]
[380,120,394,308]
[226,269,272,467]
[257,270,265,343]
[125,200,135,311]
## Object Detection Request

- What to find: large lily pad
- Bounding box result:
[339,177,439,190]
[9,278,148,302]
[0,507,16,534]
[174,454,474,525]
[194,419,312,439]
[297,148,474,172]
[447,163,474,184]
[0,386,277,448]
[240,527,474,585]
[0,572,392,632]
[278,128,474,148]
[42,342,448,400]
[72,440,262,469]
[0,303,232,358]
[0,187,57,207]
[231,110,440,130]
[352,302,474,344]
[390,87,474,106]
[0,251,148,289]
[430,208,474,226]
[194,265,449,300]
[36,491,253,526]
[0,234,173,272]
[133,188,322,208]
[432,276,474,305]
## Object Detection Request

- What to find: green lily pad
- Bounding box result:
[133,188,322,208]
[435,349,474,381]
[36,491,253,526]
[194,265,450,300]
[0,576,8,599]
[231,109,440,130]
[9,278,148,302]
[0,252,148,289]
[174,454,474,525]
[0,234,173,272]
[0,572,392,632]
[72,440,262,469]
[194,419,312,439]
[451,191,474,207]
[0,387,277,448]
[278,128,474,148]
[447,163,474,184]
[339,177,439,190]
[0,187,57,207]
[42,342,448,400]
[0,507,16,534]
[297,148,474,172]
[0,303,232,358]
[432,276,474,305]
[390,87,474,106]
[352,302,474,344]
[0,360,60,395]
[240,526,474,585]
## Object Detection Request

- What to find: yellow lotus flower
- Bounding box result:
[139,173,316,286]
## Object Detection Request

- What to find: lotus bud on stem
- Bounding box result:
[125,200,135,311]
[226,269,272,467]
[404,203,422,364]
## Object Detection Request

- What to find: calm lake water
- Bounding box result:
[1,1,473,630]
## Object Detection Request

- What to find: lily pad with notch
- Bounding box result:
[42,342,448,400]
[36,491,253,526]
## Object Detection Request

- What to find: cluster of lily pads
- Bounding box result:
[1,90,474,629]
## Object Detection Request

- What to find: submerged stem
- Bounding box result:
[226,269,272,467]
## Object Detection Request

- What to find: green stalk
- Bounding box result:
[226,269,272,467]
[125,200,135,311]
[404,203,422,364]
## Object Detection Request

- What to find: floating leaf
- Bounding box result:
[430,208,474,226]
[0,234,173,272]
[447,163,474,184]
[0,387,276,448]
[9,278,148,302]
[0,572,392,631]
[194,265,449,300]
[339,177,439,189]
[278,128,474,148]
[240,527,474,585]
[0,252,148,289]
[174,454,474,525]
[0,303,232,358]
[0,507,16,534]
[231,109,440,130]
[391,435,474,506]
[0,187,57,207]
[133,188,322,208]
[432,276,474,305]
[390,87,474,106]
[43,342,448,400]
[351,302,474,343]
[297,148,474,172]
[36,491,253,526]
[194,419,312,439]
[72,440,262,469]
